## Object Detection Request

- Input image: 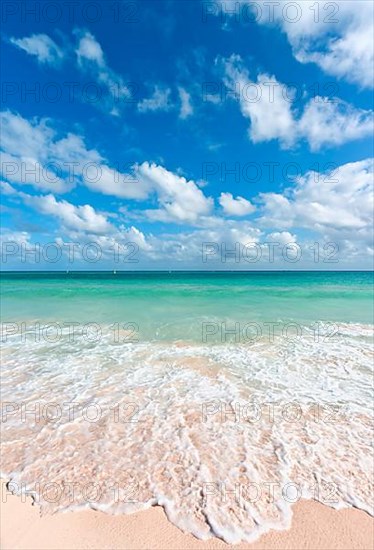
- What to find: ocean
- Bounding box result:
[1,271,373,543]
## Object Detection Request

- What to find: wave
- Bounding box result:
[1,322,373,543]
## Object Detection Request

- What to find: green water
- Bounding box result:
[1,271,373,341]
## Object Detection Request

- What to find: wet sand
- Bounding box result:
[1,481,373,550]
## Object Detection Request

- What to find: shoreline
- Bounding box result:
[1,481,373,550]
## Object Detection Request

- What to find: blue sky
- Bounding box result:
[1,0,373,270]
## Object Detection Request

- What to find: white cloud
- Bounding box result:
[1,110,54,159]
[219,192,255,216]
[0,229,35,266]
[145,220,262,263]
[137,85,193,118]
[299,98,374,151]
[260,159,374,234]
[83,164,150,200]
[0,181,17,195]
[6,184,152,255]
[76,31,104,65]
[0,111,147,198]
[9,30,130,114]
[265,231,297,246]
[223,55,373,150]
[256,159,374,263]
[0,112,216,213]
[4,160,373,267]
[10,34,64,65]
[218,0,374,89]
[0,151,69,193]
[138,86,172,113]
[223,55,295,146]
[0,112,216,223]
[0,111,71,192]
[75,31,131,107]
[0,229,31,246]
[24,193,114,235]
[136,162,214,224]
[178,87,193,119]
[277,0,374,89]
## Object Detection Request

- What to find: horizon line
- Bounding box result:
[1,270,373,274]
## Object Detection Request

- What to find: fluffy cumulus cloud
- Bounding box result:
[75,31,105,65]
[298,99,374,151]
[8,186,151,257]
[271,0,374,89]
[1,110,54,159]
[0,151,68,193]
[217,0,374,88]
[144,220,262,264]
[10,33,64,65]
[0,229,32,248]
[256,159,374,263]
[265,232,297,246]
[0,111,219,216]
[137,162,214,224]
[260,159,374,235]
[25,194,114,235]
[223,55,373,150]
[0,111,148,198]
[4,154,374,267]
[223,55,295,146]
[219,192,255,216]
[0,111,72,193]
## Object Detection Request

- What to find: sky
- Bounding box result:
[1,0,373,270]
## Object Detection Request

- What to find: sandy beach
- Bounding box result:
[2,274,373,548]
[1,480,373,550]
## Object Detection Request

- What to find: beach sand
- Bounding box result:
[1,481,373,550]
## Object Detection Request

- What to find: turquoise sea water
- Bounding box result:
[1,271,373,543]
[1,271,373,336]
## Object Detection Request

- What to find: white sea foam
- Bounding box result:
[1,322,373,543]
